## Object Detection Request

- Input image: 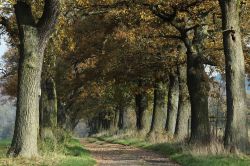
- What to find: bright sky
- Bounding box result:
[0,36,8,64]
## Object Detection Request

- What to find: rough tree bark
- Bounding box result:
[219,0,248,152]
[135,80,148,130]
[175,60,191,141]
[8,0,60,157]
[118,106,125,129]
[166,69,179,135]
[110,109,119,130]
[184,25,211,145]
[40,51,57,139]
[39,77,57,139]
[149,4,212,145]
[150,81,168,134]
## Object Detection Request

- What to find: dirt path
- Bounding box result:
[81,139,180,166]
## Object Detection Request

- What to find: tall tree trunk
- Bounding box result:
[135,80,148,130]
[40,49,57,139]
[57,101,67,128]
[39,77,57,139]
[175,62,191,141]
[65,107,81,131]
[118,107,124,129]
[149,1,212,144]
[9,25,42,157]
[184,25,211,145]
[8,0,60,157]
[124,105,136,130]
[219,0,248,152]
[166,71,179,135]
[150,81,168,133]
[110,109,119,130]
[187,54,210,144]
[118,105,135,130]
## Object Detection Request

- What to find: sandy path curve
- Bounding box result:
[81,139,180,166]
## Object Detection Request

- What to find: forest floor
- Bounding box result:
[82,138,179,166]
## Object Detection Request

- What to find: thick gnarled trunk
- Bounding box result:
[8,0,60,157]
[220,0,248,152]
[184,25,211,145]
[9,26,42,157]
[187,57,210,144]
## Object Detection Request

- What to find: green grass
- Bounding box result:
[96,136,250,166]
[0,139,11,158]
[59,138,96,166]
[0,138,95,166]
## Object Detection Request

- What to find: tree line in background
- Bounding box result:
[0,0,250,158]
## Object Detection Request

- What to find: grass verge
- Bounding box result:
[95,135,250,166]
[59,138,95,166]
[0,138,95,166]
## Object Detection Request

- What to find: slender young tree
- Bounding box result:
[8,0,60,157]
[219,0,248,152]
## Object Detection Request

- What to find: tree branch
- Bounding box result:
[14,1,36,27]
[196,56,217,66]
[150,5,177,22]
[0,16,9,29]
[157,34,182,40]
[175,0,205,12]
[37,0,60,38]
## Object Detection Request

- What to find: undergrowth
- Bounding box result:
[0,129,95,166]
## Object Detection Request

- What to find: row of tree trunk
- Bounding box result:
[140,64,190,141]
[88,62,191,142]
[7,0,248,158]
